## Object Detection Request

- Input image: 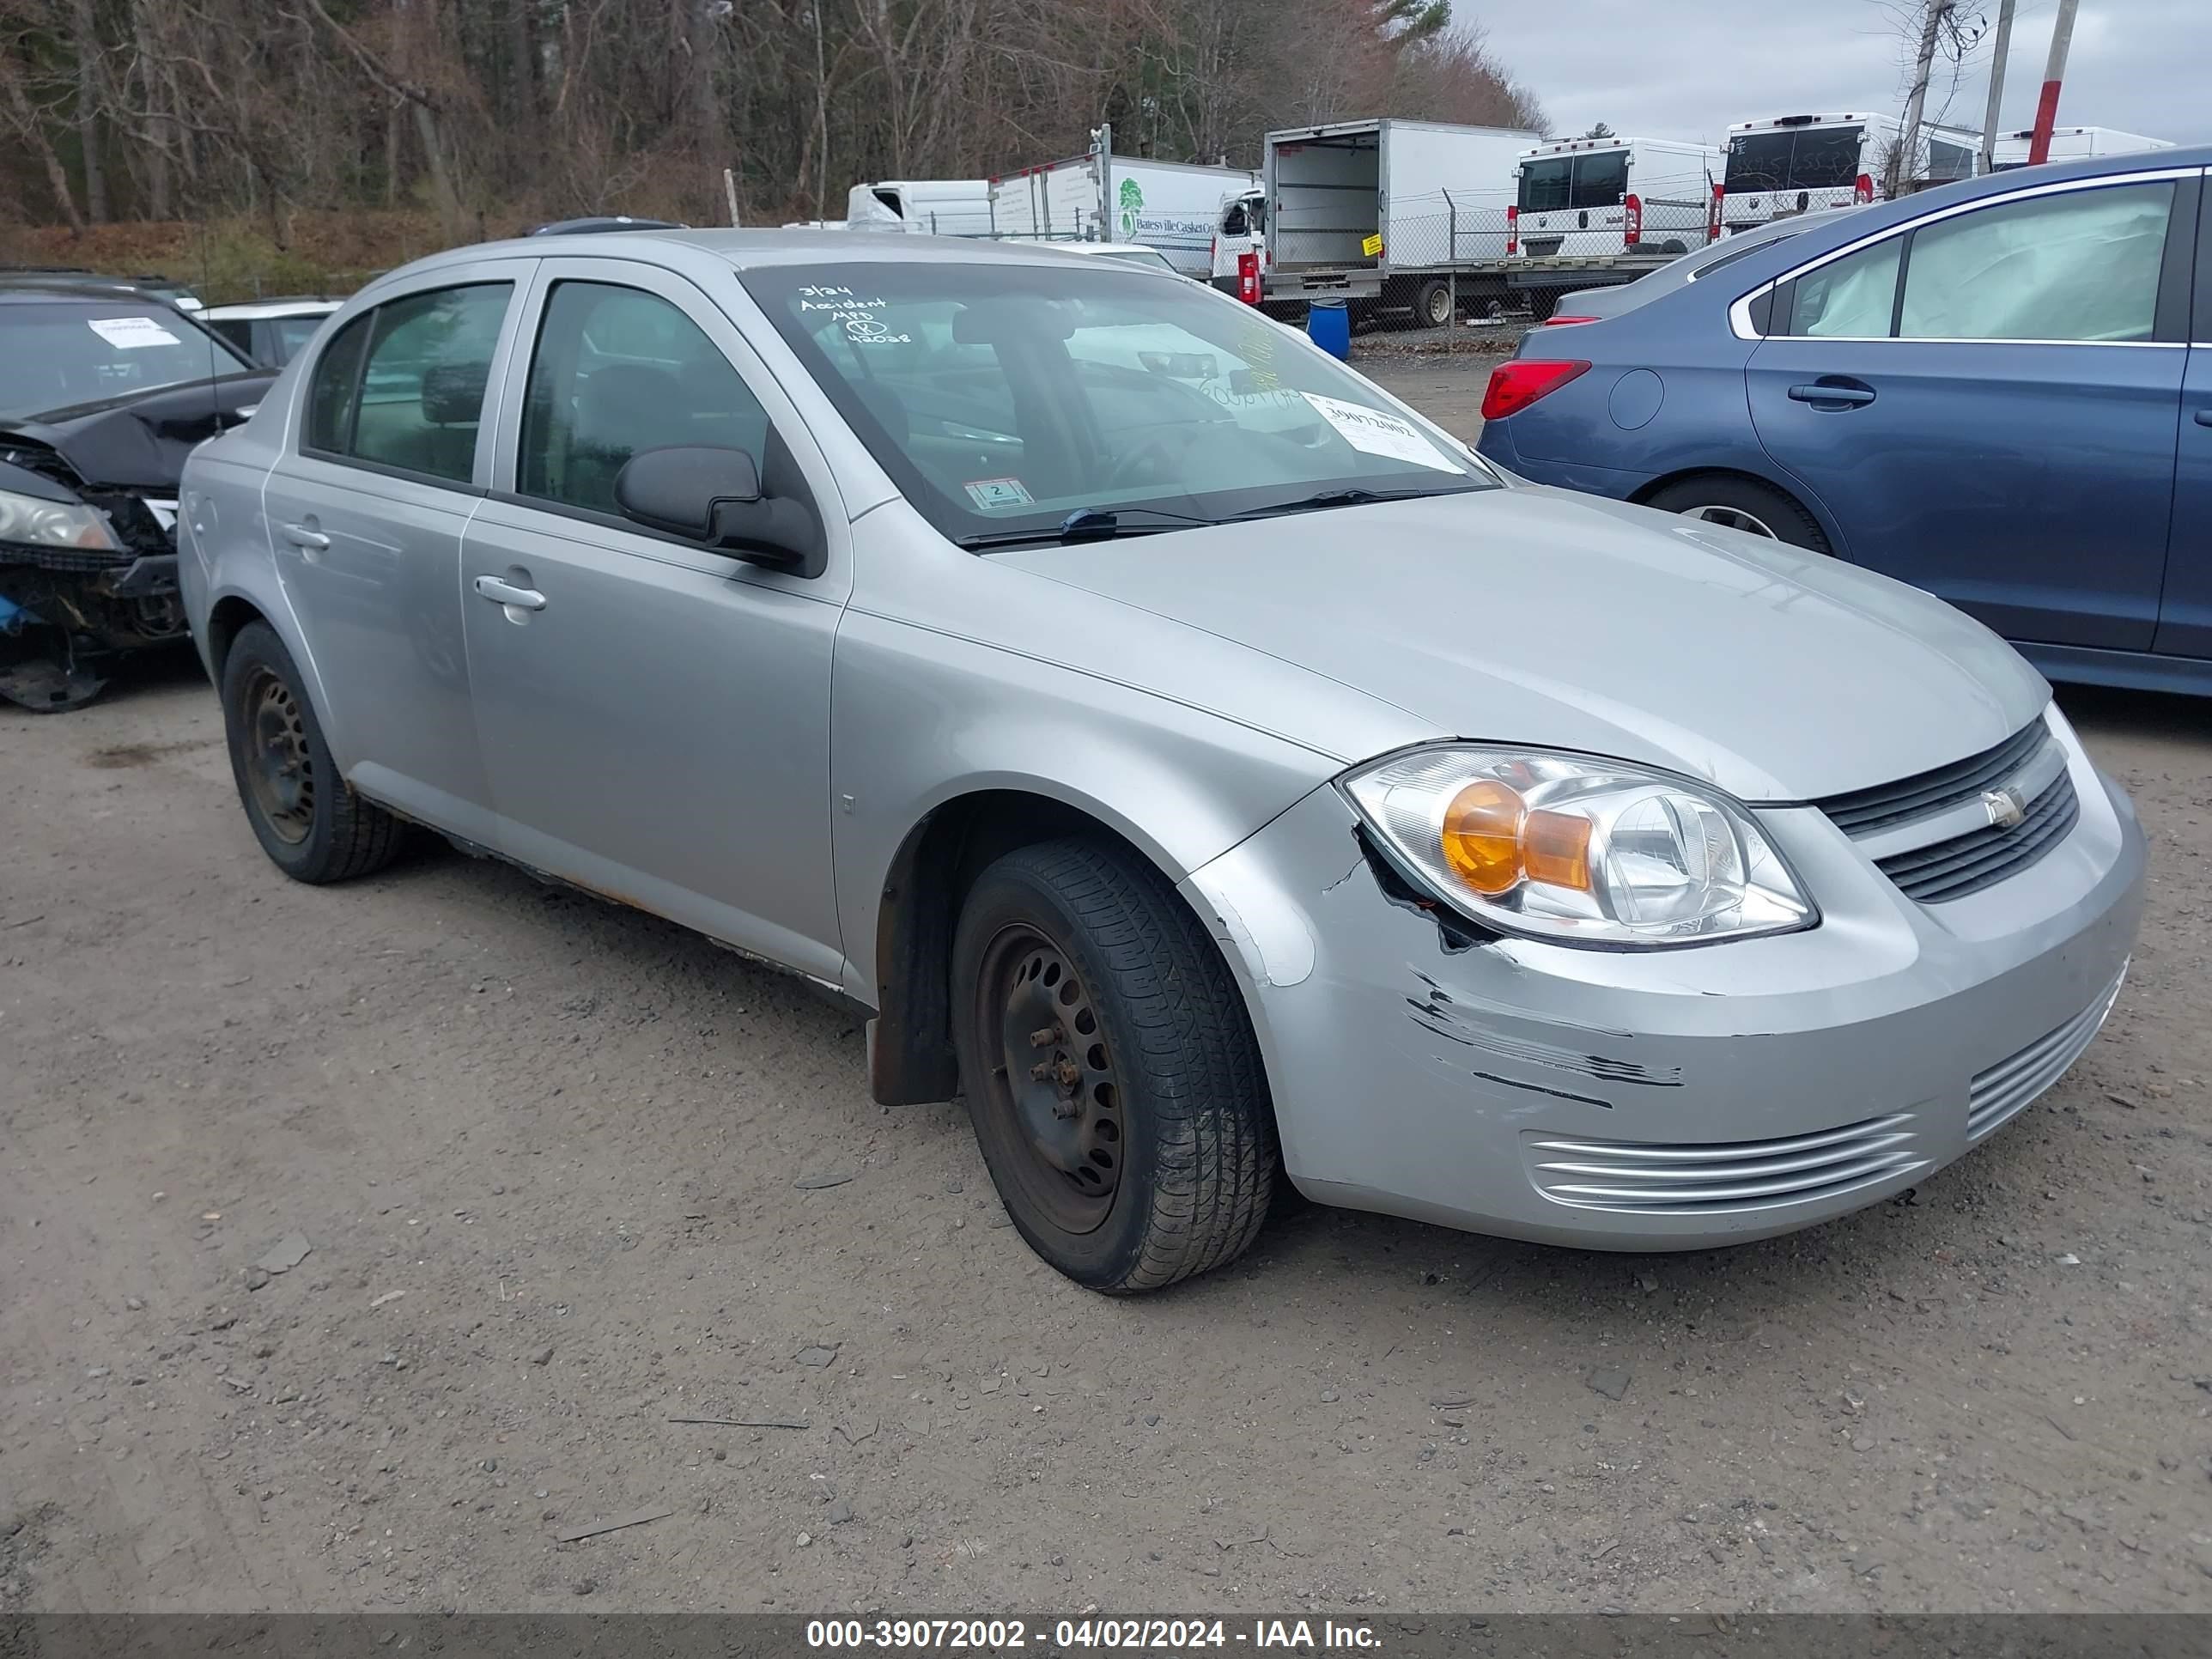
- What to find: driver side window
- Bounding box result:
[518,281,771,514]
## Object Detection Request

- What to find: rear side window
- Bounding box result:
[1791,238,1902,337]
[208,318,254,357]
[305,313,374,452]
[349,284,511,482]
[1898,181,2173,342]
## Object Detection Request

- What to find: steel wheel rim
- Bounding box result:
[1680,504,1778,538]
[975,924,1124,1234]
[243,667,314,845]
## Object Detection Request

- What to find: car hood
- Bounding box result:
[1003,485,2048,803]
[0,372,273,493]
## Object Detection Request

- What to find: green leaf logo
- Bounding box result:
[1117,178,1144,239]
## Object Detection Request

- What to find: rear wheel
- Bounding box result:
[1416,279,1455,329]
[1644,475,1832,553]
[220,621,406,883]
[951,838,1277,1293]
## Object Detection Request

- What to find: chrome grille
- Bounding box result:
[1968,964,2127,1140]
[1523,1115,1923,1215]
[1874,770,2078,903]
[1814,721,2050,836]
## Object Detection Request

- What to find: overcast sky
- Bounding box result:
[1480,0,2210,150]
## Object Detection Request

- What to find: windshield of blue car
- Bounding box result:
[1,301,254,416]
[746,259,1492,544]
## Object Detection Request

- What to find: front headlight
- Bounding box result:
[1342,744,1814,948]
[0,486,119,551]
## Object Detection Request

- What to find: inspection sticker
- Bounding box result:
[1300,392,1458,472]
[88,315,182,349]
[963,477,1035,511]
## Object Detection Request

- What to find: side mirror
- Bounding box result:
[613,445,819,574]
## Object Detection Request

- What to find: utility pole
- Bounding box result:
[2027,0,2080,165]
[1897,0,1955,194]
[1978,0,2016,173]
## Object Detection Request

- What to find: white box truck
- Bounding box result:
[988,130,1256,280]
[1234,118,1731,324]
[1990,126,2173,170]
[1511,136,1723,258]
[845,179,994,237]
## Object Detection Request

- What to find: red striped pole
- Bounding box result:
[2026,0,2079,166]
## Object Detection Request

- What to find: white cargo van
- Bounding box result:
[844,179,994,237]
[1990,126,2172,171]
[1511,136,1723,258]
[1717,112,1978,232]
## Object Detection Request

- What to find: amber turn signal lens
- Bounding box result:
[1522,808,1594,893]
[1441,779,1525,894]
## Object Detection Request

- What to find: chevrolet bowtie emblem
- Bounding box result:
[1982,786,2028,830]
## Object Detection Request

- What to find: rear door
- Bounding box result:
[2155,167,2212,661]
[261,264,527,842]
[1745,169,2195,651]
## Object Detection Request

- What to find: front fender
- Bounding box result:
[830,607,1343,1001]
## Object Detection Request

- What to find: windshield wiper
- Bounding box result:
[955,505,1218,551]
[1226,484,1476,522]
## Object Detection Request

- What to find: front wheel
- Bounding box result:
[951,838,1277,1293]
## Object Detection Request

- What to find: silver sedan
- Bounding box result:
[176,230,2144,1291]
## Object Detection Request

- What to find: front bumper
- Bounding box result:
[1180,714,2146,1250]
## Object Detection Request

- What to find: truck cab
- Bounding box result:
[1208,187,1269,293]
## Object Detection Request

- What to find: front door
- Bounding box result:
[459,259,852,983]
[1746,173,2190,651]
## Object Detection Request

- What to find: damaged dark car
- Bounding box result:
[0,281,273,710]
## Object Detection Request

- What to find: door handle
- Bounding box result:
[1788,383,1876,408]
[2195,409,2212,427]
[280,522,329,551]
[473,574,546,611]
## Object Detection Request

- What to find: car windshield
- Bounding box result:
[0,301,253,416]
[1725,127,1865,192]
[746,259,1492,546]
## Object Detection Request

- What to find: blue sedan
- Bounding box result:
[1475,145,2212,696]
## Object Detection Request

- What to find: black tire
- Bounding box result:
[1416,279,1454,329]
[219,620,406,883]
[951,837,1277,1293]
[1644,474,1832,553]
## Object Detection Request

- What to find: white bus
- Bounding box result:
[1990,126,2172,171]
[1510,136,1723,258]
[1718,112,1978,233]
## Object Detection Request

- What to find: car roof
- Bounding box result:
[368,227,1191,283]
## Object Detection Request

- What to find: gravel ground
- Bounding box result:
[3,365,2209,1616]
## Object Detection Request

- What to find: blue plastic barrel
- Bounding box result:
[1306,299,1350,361]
